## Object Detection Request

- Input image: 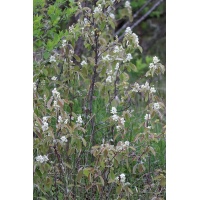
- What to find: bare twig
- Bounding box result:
[118,0,164,41]
[115,0,153,36]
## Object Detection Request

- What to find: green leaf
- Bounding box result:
[77,169,83,183]
[99,176,104,186]
[73,54,80,62]
[128,187,133,194]
[116,185,122,194]
[81,137,87,147]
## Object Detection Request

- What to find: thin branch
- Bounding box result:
[118,0,164,41]
[115,0,153,36]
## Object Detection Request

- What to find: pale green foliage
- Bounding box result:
[33,0,166,199]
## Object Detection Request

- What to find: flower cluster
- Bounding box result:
[132,82,157,94]
[49,55,56,63]
[132,82,140,92]
[99,140,130,153]
[149,56,160,69]
[42,116,49,132]
[116,141,129,152]
[125,1,131,8]
[51,76,57,81]
[60,136,68,143]
[153,102,160,110]
[69,24,74,33]
[150,86,156,93]
[124,53,133,62]
[125,27,132,35]
[94,4,102,14]
[62,40,66,47]
[76,115,83,125]
[58,116,63,123]
[113,45,124,53]
[111,107,117,114]
[124,27,139,47]
[153,56,160,64]
[81,60,87,66]
[52,88,60,109]
[35,155,49,163]
[115,173,126,183]
[110,107,126,130]
[140,81,150,91]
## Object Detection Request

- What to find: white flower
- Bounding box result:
[116,173,126,183]
[94,4,102,14]
[120,174,126,183]
[64,119,68,124]
[153,102,160,110]
[125,53,133,62]
[69,25,74,33]
[69,49,74,55]
[111,107,117,114]
[150,87,156,93]
[60,136,68,143]
[84,18,89,26]
[109,13,115,19]
[125,27,132,35]
[153,56,160,64]
[106,76,112,83]
[76,115,83,124]
[81,60,87,66]
[120,118,125,125]
[132,33,139,47]
[115,63,119,71]
[124,141,130,146]
[141,82,150,90]
[144,114,151,121]
[35,155,44,163]
[62,40,66,47]
[52,88,60,99]
[42,122,48,132]
[42,116,48,123]
[132,82,140,92]
[149,63,156,69]
[51,76,57,81]
[116,125,121,131]
[58,116,63,123]
[147,126,151,129]
[113,46,123,53]
[106,69,112,75]
[125,1,131,8]
[112,114,119,121]
[43,155,49,162]
[33,82,37,91]
[78,2,82,8]
[35,155,48,163]
[49,55,56,63]
[53,100,60,108]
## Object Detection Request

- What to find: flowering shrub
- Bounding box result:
[33,0,166,199]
